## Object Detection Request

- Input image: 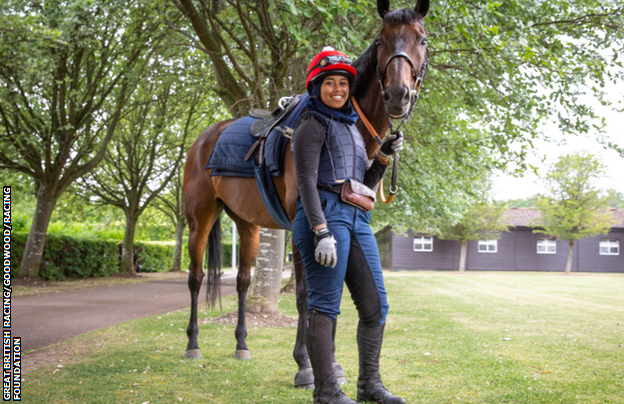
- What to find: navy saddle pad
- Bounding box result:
[205,93,309,178]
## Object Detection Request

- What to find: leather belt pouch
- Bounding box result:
[340,179,376,212]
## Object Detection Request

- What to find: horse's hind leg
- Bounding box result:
[226,209,260,360]
[184,198,223,359]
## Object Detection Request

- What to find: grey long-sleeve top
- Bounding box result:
[292,116,388,229]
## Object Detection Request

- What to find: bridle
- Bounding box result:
[376,46,430,134]
[353,42,429,202]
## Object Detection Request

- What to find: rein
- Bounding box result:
[352,46,429,203]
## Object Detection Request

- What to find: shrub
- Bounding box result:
[11,232,119,280]
[11,233,234,279]
[134,241,174,273]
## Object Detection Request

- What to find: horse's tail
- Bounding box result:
[205,217,222,312]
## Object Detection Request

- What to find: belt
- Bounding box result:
[318,184,343,194]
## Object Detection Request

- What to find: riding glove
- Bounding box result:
[314,227,337,268]
[379,130,404,158]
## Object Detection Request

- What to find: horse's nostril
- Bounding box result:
[382,91,390,102]
[402,87,410,102]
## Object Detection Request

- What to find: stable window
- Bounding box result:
[414,236,433,252]
[478,240,498,253]
[599,239,620,255]
[537,238,557,254]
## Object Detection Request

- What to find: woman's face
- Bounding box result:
[320,75,350,109]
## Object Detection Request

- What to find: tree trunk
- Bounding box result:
[247,228,285,313]
[458,241,468,274]
[17,190,58,279]
[170,217,186,272]
[120,212,139,274]
[565,240,575,275]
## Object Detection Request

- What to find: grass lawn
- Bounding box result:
[23,272,624,403]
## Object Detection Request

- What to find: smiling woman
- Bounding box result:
[320,75,351,109]
[291,46,407,404]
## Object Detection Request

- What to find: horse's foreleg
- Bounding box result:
[230,217,260,360]
[292,242,314,389]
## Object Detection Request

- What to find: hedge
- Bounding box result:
[134,241,232,272]
[11,232,234,280]
[10,232,119,280]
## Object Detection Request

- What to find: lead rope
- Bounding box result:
[351,96,396,203]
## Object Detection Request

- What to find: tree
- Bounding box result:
[533,153,615,274]
[247,228,285,313]
[170,0,374,113]
[504,197,538,208]
[152,98,226,273]
[77,59,207,273]
[152,169,188,272]
[437,201,509,273]
[0,0,170,278]
[606,189,624,209]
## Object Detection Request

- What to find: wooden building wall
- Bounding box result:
[375,227,624,273]
[577,230,624,273]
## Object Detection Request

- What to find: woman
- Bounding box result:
[292,47,405,404]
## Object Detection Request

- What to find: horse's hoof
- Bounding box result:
[333,362,347,384]
[234,349,251,360]
[184,349,202,359]
[294,367,314,389]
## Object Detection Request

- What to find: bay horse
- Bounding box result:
[182,0,430,389]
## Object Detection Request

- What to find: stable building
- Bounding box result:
[375,208,624,273]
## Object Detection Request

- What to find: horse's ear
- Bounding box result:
[377,0,391,18]
[415,0,429,17]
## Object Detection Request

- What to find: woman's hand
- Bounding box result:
[379,130,404,158]
[314,227,337,268]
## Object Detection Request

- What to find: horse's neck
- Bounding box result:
[353,86,390,158]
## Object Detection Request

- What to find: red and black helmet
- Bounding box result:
[305,47,357,91]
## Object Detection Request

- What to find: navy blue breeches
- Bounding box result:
[292,190,389,326]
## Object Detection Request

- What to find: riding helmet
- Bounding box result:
[306,46,357,92]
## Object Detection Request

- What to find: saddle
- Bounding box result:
[245,95,301,163]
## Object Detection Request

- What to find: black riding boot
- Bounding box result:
[332,319,347,384]
[306,311,357,404]
[356,322,405,404]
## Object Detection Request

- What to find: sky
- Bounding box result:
[491,82,624,201]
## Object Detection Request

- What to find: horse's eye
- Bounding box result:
[421,37,428,46]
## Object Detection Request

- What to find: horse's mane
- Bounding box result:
[351,8,424,100]
[352,42,377,100]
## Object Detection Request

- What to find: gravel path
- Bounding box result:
[12,272,247,352]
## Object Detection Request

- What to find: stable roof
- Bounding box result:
[503,207,624,229]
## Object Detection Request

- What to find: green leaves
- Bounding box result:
[532,152,615,243]
[284,0,300,16]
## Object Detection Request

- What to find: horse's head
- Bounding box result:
[375,0,429,119]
